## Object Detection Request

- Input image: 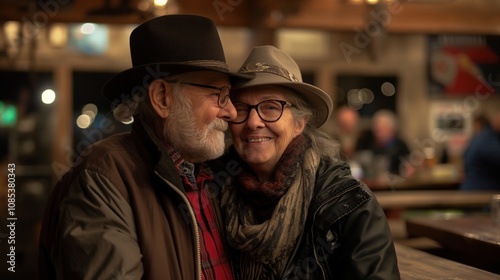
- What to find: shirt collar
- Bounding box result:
[163,141,186,172]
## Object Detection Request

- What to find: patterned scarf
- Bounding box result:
[221,135,320,280]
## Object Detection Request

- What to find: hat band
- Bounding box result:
[182,60,229,71]
[239,62,300,82]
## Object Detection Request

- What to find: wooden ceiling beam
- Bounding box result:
[0,0,499,35]
[263,1,500,35]
[0,0,152,24]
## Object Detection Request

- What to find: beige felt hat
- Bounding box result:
[233,45,333,128]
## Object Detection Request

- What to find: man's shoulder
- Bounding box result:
[63,132,138,176]
[88,132,133,152]
[52,132,147,199]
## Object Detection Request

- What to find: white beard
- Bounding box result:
[163,97,227,162]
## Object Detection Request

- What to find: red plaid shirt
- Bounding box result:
[166,144,233,280]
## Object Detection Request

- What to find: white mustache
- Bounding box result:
[209,119,228,131]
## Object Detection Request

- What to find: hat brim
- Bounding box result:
[102,63,253,104]
[233,73,333,128]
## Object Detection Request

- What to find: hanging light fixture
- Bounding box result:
[47,23,68,48]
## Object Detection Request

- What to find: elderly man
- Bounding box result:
[333,105,361,160]
[39,15,251,279]
[356,109,411,179]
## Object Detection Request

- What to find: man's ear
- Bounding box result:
[149,80,173,119]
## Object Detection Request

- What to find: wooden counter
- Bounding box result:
[405,214,500,263]
[366,178,461,191]
[374,190,497,209]
[395,243,500,279]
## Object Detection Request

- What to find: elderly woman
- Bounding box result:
[220,46,400,279]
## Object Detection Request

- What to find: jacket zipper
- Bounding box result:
[155,170,202,280]
[311,181,360,279]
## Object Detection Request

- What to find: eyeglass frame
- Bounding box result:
[230,99,293,124]
[180,82,231,108]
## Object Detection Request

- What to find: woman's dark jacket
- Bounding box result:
[215,158,400,280]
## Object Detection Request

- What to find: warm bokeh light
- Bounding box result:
[154,0,168,7]
[49,23,68,47]
[122,116,134,125]
[76,114,92,129]
[41,89,56,104]
[347,89,363,110]
[381,82,396,96]
[4,21,19,44]
[82,103,98,119]
[80,23,96,35]
[138,0,150,11]
[360,88,375,104]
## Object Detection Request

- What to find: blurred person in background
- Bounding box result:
[471,113,490,135]
[460,108,500,190]
[333,105,361,160]
[356,109,411,180]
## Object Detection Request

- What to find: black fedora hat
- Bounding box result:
[102,14,253,104]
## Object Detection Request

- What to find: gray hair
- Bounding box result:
[112,79,182,125]
[112,93,144,123]
[286,90,341,161]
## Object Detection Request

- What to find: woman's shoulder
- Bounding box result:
[313,159,374,210]
[315,158,359,191]
[310,181,375,231]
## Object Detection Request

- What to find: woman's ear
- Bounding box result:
[294,117,308,137]
[149,80,173,119]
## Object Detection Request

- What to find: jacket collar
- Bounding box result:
[131,120,183,189]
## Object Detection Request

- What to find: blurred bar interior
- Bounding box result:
[1,0,500,278]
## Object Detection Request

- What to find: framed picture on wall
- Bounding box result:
[428,34,500,96]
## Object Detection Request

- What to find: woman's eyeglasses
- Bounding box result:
[181,82,230,108]
[231,100,292,124]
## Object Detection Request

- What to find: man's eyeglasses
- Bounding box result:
[181,82,230,108]
[231,100,292,124]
